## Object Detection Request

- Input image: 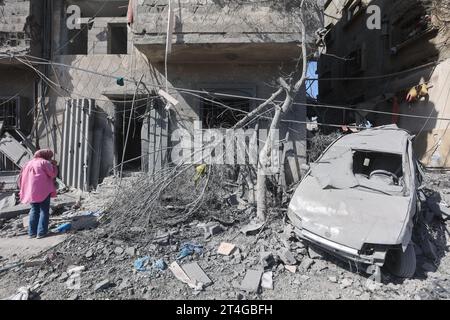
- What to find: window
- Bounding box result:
[0,97,19,129]
[353,151,403,179]
[344,44,366,76]
[352,150,406,195]
[108,23,128,54]
[390,14,434,51]
[64,24,88,55]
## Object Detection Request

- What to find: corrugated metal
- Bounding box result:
[142,102,169,175]
[61,99,95,191]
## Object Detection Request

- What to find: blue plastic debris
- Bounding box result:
[134,256,150,272]
[153,259,168,271]
[53,223,72,233]
[176,243,203,260]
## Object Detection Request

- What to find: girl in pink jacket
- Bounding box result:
[19,149,58,239]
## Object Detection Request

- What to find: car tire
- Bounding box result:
[385,244,416,278]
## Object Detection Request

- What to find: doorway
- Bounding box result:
[114,100,147,171]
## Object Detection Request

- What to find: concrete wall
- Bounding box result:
[134,0,320,45]
[38,0,311,188]
[0,0,45,56]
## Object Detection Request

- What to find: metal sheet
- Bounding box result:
[61,99,96,191]
[142,102,169,176]
[0,132,33,168]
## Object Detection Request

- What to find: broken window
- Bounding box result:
[390,13,435,51]
[201,98,250,129]
[353,151,403,178]
[352,150,406,195]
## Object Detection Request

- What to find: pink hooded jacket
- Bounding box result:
[19,150,58,204]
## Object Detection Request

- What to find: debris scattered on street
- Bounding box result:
[240,269,263,293]
[217,242,236,256]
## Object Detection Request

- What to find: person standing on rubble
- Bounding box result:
[18,149,58,239]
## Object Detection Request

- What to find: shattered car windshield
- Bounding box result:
[310,146,407,196]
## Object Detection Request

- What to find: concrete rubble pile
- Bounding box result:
[0,169,449,300]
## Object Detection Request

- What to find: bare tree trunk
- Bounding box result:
[256,2,308,222]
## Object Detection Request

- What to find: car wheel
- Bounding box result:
[385,244,416,278]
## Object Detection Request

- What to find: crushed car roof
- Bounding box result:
[333,125,411,154]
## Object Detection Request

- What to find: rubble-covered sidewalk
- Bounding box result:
[1,170,450,301]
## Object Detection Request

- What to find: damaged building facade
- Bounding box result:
[0,0,50,189]
[318,0,450,167]
[0,0,321,192]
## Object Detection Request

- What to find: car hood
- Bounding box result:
[288,176,413,250]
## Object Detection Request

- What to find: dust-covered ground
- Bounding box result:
[1,170,449,300]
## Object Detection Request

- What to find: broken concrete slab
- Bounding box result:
[0,193,16,211]
[181,262,212,287]
[261,271,273,290]
[0,204,31,220]
[169,261,203,290]
[125,247,136,257]
[0,193,78,221]
[0,234,67,262]
[217,242,236,256]
[240,269,263,293]
[278,248,297,265]
[299,257,315,271]
[285,265,297,273]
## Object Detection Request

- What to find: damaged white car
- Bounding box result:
[288,125,421,279]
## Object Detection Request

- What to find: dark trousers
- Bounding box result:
[29,195,51,237]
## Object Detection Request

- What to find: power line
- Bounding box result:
[308,61,439,81]
[11,55,450,123]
